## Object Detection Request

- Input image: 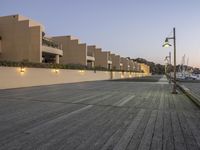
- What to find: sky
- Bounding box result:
[1,0,200,67]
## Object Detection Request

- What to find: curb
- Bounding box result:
[177,84,200,108]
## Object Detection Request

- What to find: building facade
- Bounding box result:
[95,48,112,69]
[140,63,150,74]
[0,14,63,63]
[121,57,130,71]
[0,14,150,73]
[111,54,122,70]
[87,45,96,68]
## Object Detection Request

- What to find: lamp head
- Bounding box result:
[162,38,172,48]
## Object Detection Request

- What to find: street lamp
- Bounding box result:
[162,27,177,94]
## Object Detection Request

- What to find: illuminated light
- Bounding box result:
[78,70,85,73]
[20,66,25,73]
[162,38,172,48]
[53,69,59,73]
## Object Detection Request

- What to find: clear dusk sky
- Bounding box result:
[1,0,200,67]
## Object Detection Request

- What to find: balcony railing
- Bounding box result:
[42,37,62,49]
[87,51,94,57]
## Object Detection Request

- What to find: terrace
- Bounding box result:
[42,36,63,64]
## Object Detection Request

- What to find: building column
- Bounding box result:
[56,55,59,64]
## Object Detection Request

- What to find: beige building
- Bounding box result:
[121,57,130,71]
[0,14,63,63]
[0,14,151,73]
[87,45,96,68]
[52,36,96,68]
[140,63,150,74]
[129,59,134,71]
[110,54,123,70]
[95,48,112,69]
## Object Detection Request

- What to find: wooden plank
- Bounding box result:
[171,111,187,150]
[113,109,146,150]
[137,110,157,150]
[183,111,200,148]
[150,111,163,150]
[163,111,174,150]
[125,110,152,150]
[75,108,129,150]
[100,108,139,150]
[178,112,199,150]
[113,95,135,106]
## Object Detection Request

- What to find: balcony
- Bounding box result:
[107,60,112,64]
[42,37,62,49]
[108,54,112,64]
[87,49,95,61]
[42,37,63,56]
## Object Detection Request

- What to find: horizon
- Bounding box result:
[1,0,200,68]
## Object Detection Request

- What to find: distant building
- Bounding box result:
[87,45,96,68]
[94,48,112,69]
[129,59,134,71]
[121,57,130,71]
[0,14,63,63]
[133,61,141,72]
[111,54,122,70]
[52,36,95,67]
[140,63,150,74]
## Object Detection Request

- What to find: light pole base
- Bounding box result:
[172,91,178,94]
[171,82,177,94]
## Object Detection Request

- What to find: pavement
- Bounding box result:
[0,75,200,150]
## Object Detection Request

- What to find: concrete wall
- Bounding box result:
[52,36,87,65]
[0,14,42,62]
[0,67,150,89]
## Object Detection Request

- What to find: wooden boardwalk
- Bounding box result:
[0,76,200,150]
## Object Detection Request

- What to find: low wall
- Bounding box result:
[0,67,150,89]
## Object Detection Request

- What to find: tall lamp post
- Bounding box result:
[162,27,177,94]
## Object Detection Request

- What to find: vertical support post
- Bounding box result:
[110,70,113,80]
[172,27,177,94]
[169,51,171,83]
[56,55,59,64]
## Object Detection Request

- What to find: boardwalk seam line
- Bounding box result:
[113,109,145,150]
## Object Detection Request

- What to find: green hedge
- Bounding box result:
[0,60,142,73]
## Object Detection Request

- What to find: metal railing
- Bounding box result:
[42,37,62,49]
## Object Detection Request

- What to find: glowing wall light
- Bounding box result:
[20,66,25,73]
[53,69,59,74]
[78,70,85,73]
